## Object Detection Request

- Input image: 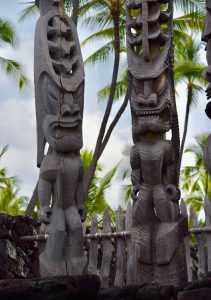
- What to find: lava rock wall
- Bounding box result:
[0,214,39,279]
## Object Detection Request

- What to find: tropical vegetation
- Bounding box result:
[81,148,118,222]
[0,18,28,89]
[181,133,211,214]
[0,146,29,215]
[16,0,209,216]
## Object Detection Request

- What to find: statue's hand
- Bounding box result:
[165,184,181,202]
[131,184,141,201]
[38,206,52,224]
[77,205,87,222]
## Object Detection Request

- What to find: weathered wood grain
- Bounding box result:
[100,208,112,288]
[180,199,192,282]
[114,206,125,287]
[204,196,211,273]
[125,201,133,285]
[190,205,206,279]
[88,214,98,275]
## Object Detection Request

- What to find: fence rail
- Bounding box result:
[20,197,211,286]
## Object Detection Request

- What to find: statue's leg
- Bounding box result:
[133,183,155,226]
[65,206,87,276]
[153,184,172,222]
[40,206,66,276]
[132,184,156,284]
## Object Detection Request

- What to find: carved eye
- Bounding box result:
[152,73,167,96]
[133,78,144,95]
[47,79,59,102]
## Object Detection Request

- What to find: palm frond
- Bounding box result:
[18,2,38,23]
[0,57,29,90]
[0,18,16,46]
[84,40,114,65]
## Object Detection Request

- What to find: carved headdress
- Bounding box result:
[126,0,180,184]
[34,0,85,167]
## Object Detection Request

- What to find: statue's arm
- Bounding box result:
[76,160,87,222]
[38,178,52,224]
[130,145,142,201]
[164,142,180,201]
[164,142,176,184]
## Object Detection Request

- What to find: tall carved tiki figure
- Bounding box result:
[126,0,188,286]
[34,0,87,276]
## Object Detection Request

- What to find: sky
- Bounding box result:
[0,0,210,209]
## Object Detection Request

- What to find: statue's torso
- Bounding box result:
[40,152,82,209]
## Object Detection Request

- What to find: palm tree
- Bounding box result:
[181,133,211,214]
[0,145,29,215]
[174,35,206,170]
[81,148,119,222]
[0,18,29,89]
[0,178,29,215]
[21,0,206,212]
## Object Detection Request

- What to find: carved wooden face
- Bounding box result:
[40,74,83,153]
[131,71,172,135]
[34,3,85,164]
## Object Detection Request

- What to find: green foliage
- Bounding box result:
[0,18,29,90]
[18,1,38,22]
[181,133,211,214]
[0,146,29,216]
[81,148,119,222]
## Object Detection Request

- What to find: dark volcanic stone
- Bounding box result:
[178,288,211,300]
[159,285,175,299]
[0,275,100,300]
[184,278,211,290]
[97,287,124,300]
[124,285,140,298]
[136,285,162,300]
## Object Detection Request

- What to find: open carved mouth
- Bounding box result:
[50,120,80,139]
[136,102,171,125]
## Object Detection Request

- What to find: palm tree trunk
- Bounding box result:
[179,83,193,171]
[83,16,120,198]
[25,182,38,217]
[72,0,79,26]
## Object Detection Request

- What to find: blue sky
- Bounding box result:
[0,0,210,208]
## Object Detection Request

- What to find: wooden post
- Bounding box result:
[190,205,206,279]
[125,201,133,285]
[100,208,112,288]
[114,206,125,287]
[180,199,192,282]
[204,196,211,273]
[88,214,99,275]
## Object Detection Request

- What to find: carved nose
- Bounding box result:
[61,104,72,117]
[138,93,158,106]
[72,104,80,115]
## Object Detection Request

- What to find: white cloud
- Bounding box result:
[0,98,38,197]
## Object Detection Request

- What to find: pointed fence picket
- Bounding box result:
[114,206,126,287]
[204,197,211,273]
[86,198,211,286]
[86,203,132,287]
[87,214,98,275]
[182,197,211,281]
[19,197,211,286]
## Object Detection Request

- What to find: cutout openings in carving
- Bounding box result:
[130,8,142,19]
[131,28,142,37]
[160,3,168,12]
[134,45,143,56]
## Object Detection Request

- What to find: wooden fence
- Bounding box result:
[86,198,211,287]
[181,197,211,282]
[21,197,211,286]
[86,204,133,288]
